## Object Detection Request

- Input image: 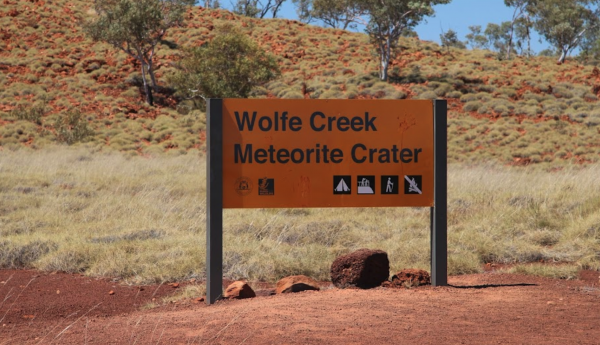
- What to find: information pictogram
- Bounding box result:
[357,176,375,194]
[333,176,351,194]
[258,177,275,195]
[381,176,399,194]
[234,177,253,196]
[404,175,422,195]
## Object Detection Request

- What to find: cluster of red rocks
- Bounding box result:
[222,249,431,300]
[223,275,322,299]
[331,248,431,289]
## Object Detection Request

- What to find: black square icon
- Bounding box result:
[357,176,375,194]
[258,178,274,195]
[333,176,351,194]
[381,176,399,194]
[404,175,422,195]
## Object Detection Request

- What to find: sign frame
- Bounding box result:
[206,99,447,305]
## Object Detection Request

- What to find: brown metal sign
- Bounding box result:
[221,99,434,208]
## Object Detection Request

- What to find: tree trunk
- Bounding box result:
[558,50,567,64]
[526,28,531,58]
[140,63,154,106]
[379,43,386,81]
[379,36,391,81]
[506,28,513,60]
[148,61,158,92]
[271,0,284,18]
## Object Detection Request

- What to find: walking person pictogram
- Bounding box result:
[381,176,399,194]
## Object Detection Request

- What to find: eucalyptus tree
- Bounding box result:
[201,0,220,8]
[504,0,532,59]
[233,0,287,18]
[84,0,194,105]
[363,0,451,81]
[440,29,466,51]
[465,25,489,50]
[292,0,313,23]
[291,0,367,29]
[528,0,600,63]
[484,21,512,56]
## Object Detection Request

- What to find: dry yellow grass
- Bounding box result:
[0,147,599,284]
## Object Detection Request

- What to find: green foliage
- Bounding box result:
[363,0,451,80]
[84,0,194,105]
[0,240,57,269]
[169,24,280,110]
[484,21,513,58]
[440,29,466,50]
[307,0,367,30]
[232,0,286,18]
[54,109,95,145]
[292,0,313,23]
[528,0,600,63]
[464,101,483,112]
[10,101,46,125]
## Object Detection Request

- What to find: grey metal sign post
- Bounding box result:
[206,99,223,304]
[431,99,448,286]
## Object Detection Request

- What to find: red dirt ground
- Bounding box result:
[1,269,599,344]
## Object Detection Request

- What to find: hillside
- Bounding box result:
[1,0,600,166]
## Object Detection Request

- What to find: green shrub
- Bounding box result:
[9,101,46,125]
[434,83,453,97]
[464,101,483,112]
[474,92,492,102]
[460,93,478,103]
[54,109,95,145]
[0,240,57,269]
[416,91,438,100]
[516,105,542,117]
[553,85,574,99]
[498,87,517,99]
[387,90,407,99]
[278,89,304,99]
[446,90,463,98]
[320,89,344,99]
[478,84,496,93]
[169,24,280,110]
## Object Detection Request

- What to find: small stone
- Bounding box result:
[171,283,180,289]
[390,269,431,287]
[224,281,256,300]
[275,275,320,294]
[108,290,115,295]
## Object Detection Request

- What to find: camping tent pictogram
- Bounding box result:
[334,178,350,192]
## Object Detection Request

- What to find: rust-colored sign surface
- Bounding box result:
[221,99,434,208]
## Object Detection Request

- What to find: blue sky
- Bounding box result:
[413,0,545,52]
[262,0,549,52]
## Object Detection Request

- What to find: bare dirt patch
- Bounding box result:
[1,269,600,344]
